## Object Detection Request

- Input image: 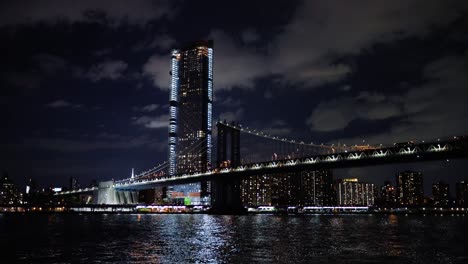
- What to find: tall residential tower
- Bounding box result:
[168,40,213,204]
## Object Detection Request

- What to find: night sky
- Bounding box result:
[1,1,468,194]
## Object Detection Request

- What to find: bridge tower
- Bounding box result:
[216,121,240,167]
[211,122,244,213]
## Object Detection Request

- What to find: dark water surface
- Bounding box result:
[0,213,466,263]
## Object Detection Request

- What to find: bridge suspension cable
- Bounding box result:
[130,135,215,180]
[219,121,378,151]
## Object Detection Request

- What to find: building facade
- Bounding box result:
[455,181,468,207]
[0,173,22,205]
[337,178,375,206]
[241,170,333,207]
[380,181,397,206]
[432,181,450,207]
[396,170,424,206]
[168,40,213,205]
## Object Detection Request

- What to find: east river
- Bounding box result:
[1,213,466,263]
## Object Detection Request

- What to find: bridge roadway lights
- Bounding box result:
[210,177,245,214]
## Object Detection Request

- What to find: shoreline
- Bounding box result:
[1,210,466,216]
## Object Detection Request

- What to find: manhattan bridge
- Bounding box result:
[58,120,468,212]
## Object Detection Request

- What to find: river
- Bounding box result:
[1,213,466,263]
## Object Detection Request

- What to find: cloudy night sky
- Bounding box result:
[1,0,468,193]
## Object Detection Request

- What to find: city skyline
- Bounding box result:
[1,0,468,193]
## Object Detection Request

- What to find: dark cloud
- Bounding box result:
[321,50,468,144]
[133,34,175,52]
[208,30,268,90]
[145,1,468,92]
[306,92,403,132]
[17,134,165,152]
[33,54,68,75]
[2,72,41,93]
[218,96,242,108]
[241,29,260,44]
[260,119,293,137]
[132,114,169,129]
[46,99,83,109]
[133,104,160,112]
[219,108,244,123]
[86,60,128,82]
[142,53,171,90]
[0,0,174,26]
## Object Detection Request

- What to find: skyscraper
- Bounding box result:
[396,170,424,206]
[168,40,213,205]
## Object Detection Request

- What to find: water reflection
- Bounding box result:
[0,214,466,263]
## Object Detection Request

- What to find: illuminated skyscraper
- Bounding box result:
[396,170,424,206]
[168,40,213,204]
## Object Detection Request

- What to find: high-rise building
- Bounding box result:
[0,173,22,205]
[455,181,468,207]
[337,178,375,206]
[301,170,334,206]
[240,170,333,207]
[380,181,396,206]
[396,170,424,206]
[241,174,272,206]
[432,181,450,207]
[168,40,213,205]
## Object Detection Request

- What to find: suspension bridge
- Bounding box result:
[57,121,468,211]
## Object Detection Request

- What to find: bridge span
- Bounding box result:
[112,136,468,191]
[57,135,468,212]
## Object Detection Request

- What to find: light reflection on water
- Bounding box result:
[0,214,467,263]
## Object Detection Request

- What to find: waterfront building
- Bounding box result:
[432,181,450,207]
[380,181,396,206]
[0,173,22,205]
[241,174,272,206]
[337,178,374,206]
[241,170,333,207]
[301,170,334,206]
[455,181,468,207]
[396,170,424,206]
[167,40,213,205]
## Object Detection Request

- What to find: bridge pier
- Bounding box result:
[93,181,138,204]
[211,122,245,214]
[210,177,244,214]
